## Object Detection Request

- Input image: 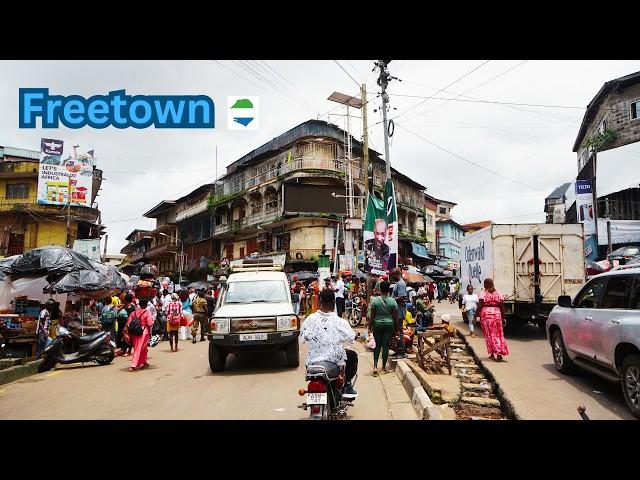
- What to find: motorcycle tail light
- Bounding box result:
[335,372,345,389]
[311,406,321,415]
[307,380,326,393]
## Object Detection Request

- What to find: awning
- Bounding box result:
[410,242,429,259]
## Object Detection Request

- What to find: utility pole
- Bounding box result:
[361,83,370,199]
[605,198,612,255]
[376,60,395,179]
[66,176,72,248]
[592,152,599,257]
[102,234,108,262]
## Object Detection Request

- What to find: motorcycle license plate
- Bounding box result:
[307,393,327,405]
[239,333,268,341]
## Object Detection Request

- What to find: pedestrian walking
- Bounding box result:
[179,290,193,340]
[117,294,136,356]
[391,268,408,359]
[461,285,479,337]
[191,290,209,343]
[474,278,509,361]
[125,298,154,372]
[334,273,345,318]
[99,296,117,342]
[367,280,398,376]
[165,293,183,352]
[36,300,55,357]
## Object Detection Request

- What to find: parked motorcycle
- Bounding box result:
[297,362,357,420]
[346,295,362,327]
[38,325,116,373]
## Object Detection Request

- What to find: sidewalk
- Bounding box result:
[434,301,634,420]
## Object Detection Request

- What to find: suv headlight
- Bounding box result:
[211,318,230,334]
[277,315,298,331]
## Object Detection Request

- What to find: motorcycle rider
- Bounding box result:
[299,288,358,399]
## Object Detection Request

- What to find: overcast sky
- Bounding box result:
[2,60,640,254]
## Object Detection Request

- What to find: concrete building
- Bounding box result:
[571,70,640,258]
[436,219,466,273]
[0,145,103,257]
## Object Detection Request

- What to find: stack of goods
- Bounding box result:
[134,264,160,300]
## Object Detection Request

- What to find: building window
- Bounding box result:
[439,207,447,215]
[632,100,640,120]
[437,227,444,237]
[426,214,433,226]
[439,248,445,257]
[6,183,30,199]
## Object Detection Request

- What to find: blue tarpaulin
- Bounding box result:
[411,242,428,259]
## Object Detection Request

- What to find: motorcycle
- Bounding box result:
[346,295,363,327]
[297,362,358,420]
[38,325,116,373]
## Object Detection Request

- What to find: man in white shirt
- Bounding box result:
[334,273,345,318]
[299,288,358,398]
[461,285,480,337]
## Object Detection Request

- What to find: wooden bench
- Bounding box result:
[416,328,452,375]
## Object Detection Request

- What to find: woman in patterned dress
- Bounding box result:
[474,278,509,361]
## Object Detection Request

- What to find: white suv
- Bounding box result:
[547,268,640,418]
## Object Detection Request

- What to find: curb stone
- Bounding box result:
[0,359,43,386]
[395,360,456,420]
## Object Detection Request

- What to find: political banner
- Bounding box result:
[363,178,398,275]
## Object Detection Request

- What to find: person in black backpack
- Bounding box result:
[117,294,136,356]
[125,298,154,372]
[100,296,117,341]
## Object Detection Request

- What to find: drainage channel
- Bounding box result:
[448,337,507,420]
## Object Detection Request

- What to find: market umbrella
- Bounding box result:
[402,270,429,283]
[585,259,606,276]
[44,269,111,294]
[8,245,96,276]
[288,271,319,282]
[90,261,127,290]
[0,255,20,281]
[187,281,211,290]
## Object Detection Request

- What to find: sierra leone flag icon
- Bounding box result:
[228,96,259,130]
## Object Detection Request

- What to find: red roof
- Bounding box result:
[461,220,492,230]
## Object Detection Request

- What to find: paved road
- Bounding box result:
[0,333,407,420]
[433,301,635,420]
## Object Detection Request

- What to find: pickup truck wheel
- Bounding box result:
[621,354,640,419]
[551,330,577,374]
[285,340,299,368]
[209,342,227,372]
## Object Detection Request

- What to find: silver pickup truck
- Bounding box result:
[547,268,640,418]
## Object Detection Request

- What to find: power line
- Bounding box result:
[409,61,529,121]
[333,60,361,88]
[388,94,587,110]
[390,60,491,123]
[395,123,545,191]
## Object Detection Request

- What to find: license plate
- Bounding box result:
[239,333,268,341]
[307,393,327,405]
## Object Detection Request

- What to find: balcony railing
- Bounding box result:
[214,211,279,236]
[0,196,100,219]
[145,241,178,257]
[175,198,209,222]
[223,156,364,196]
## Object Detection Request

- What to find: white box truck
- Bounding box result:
[460,223,586,330]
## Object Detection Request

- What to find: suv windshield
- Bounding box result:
[222,280,289,304]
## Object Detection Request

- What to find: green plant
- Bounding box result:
[309,255,318,263]
[583,128,616,152]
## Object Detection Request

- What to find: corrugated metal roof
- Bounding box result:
[545,182,572,201]
[572,70,640,152]
[0,146,40,160]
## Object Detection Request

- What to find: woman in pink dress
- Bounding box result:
[474,278,509,361]
[126,298,154,372]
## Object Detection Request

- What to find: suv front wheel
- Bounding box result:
[209,342,227,372]
[621,354,640,419]
[551,330,577,374]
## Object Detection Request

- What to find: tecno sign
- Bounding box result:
[19,89,215,129]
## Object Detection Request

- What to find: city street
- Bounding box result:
[434,301,635,420]
[0,335,410,420]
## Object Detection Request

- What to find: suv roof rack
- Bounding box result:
[230,258,284,272]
